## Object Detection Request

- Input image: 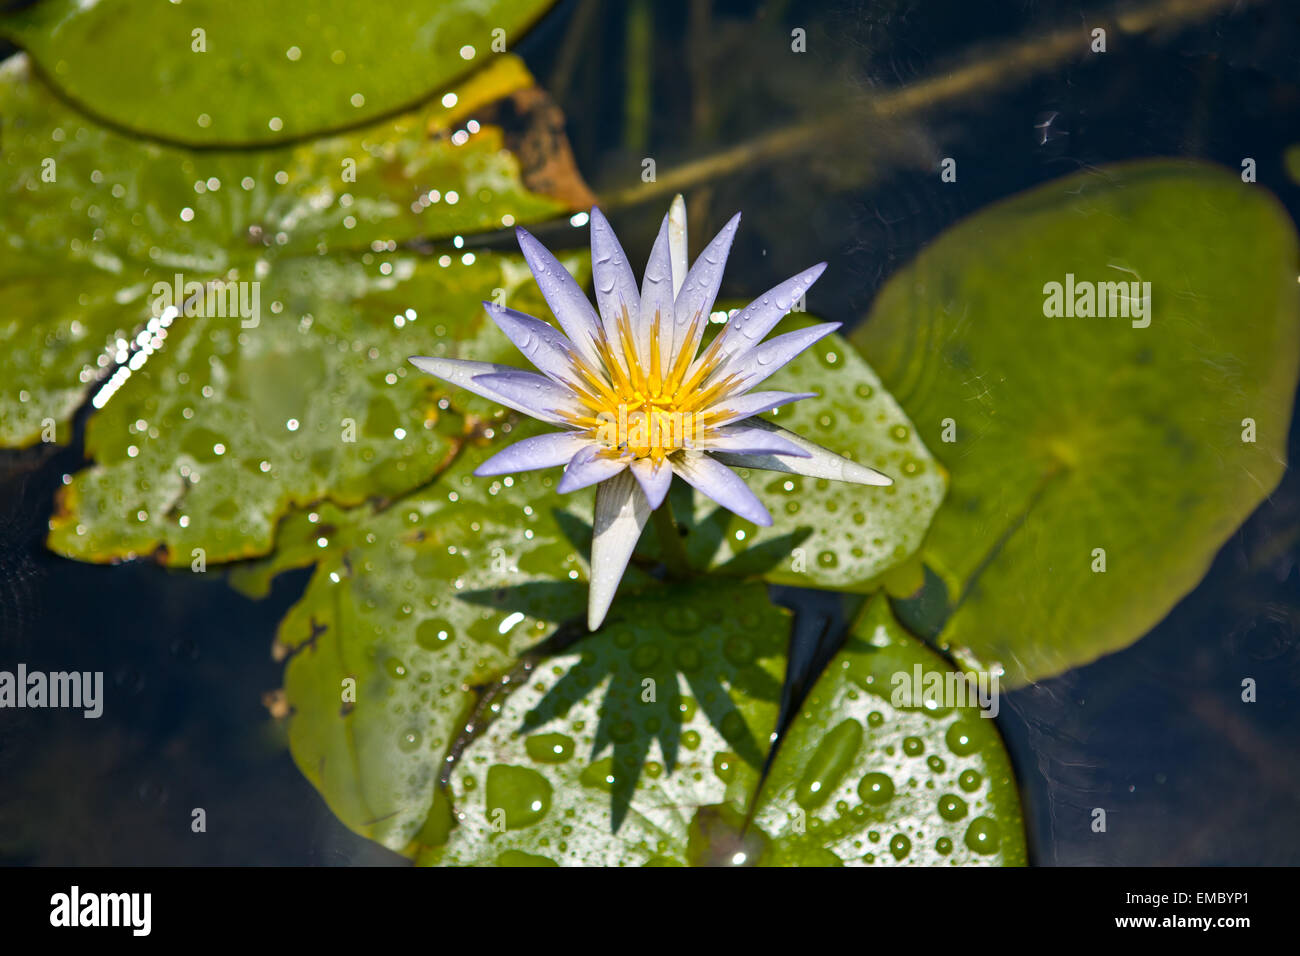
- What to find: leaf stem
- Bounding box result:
[651,497,693,579]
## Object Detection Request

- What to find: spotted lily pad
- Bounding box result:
[747,595,1025,865]
[268,425,666,854]
[429,593,1023,865]
[1,50,579,449]
[0,0,558,146]
[226,501,359,599]
[0,50,591,562]
[424,577,787,866]
[852,161,1300,685]
[675,316,946,592]
[44,251,588,565]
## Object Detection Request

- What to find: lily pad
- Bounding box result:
[430,593,1023,865]
[748,596,1025,866]
[268,424,671,854]
[852,161,1300,685]
[0,0,558,146]
[274,436,587,853]
[44,250,586,565]
[1,50,580,449]
[226,501,359,599]
[672,316,946,592]
[425,577,787,866]
[0,50,592,563]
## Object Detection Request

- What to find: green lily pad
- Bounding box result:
[0,0,557,146]
[0,260,146,448]
[264,422,684,855]
[425,577,787,866]
[673,317,946,592]
[272,431,594,854]
[1,50,578,450]
[0,50,592,564]
[45,249,587,565]
[226,501,359,599]
[852,161,1300,685]
[430,592,1023,865]
[748,595,1024,865]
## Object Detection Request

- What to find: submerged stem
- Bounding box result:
[651,496,693,579]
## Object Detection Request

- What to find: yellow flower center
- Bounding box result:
[558,306,741,462]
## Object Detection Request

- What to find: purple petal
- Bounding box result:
[588,470,650,629]
[471,370,591,425]
[669,212,740,366]
[473,431,592,477]
[670,451,772,527]
[556,444,631,494]
[588,207,640,369]
[515,227,606,370]
[711,322,841,393]
[704,390,817,427]
[629,456,672,509]
[482,302,584,386]
[712,263,827,361]
[409,356,564,420]
[696,422,812,458]
[638,209,676,370]
[710,418,893,486]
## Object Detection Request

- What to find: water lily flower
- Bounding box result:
[410,196,891,629]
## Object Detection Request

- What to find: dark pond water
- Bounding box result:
[2,0,1298,864]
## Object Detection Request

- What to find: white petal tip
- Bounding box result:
[586,579,617,631]
[845,462,894,486]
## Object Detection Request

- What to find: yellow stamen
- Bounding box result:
[559,303,739,461]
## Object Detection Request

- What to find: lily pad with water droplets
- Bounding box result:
[427,592,1023,866]
[264,424,670,855]
[0,0,559,146]
[852,161,1300,685]
[747,595,1025,866]
[0,50,591,563]
[423,577,788,866]
[226,501,359,599]
[0,50,581,450]
[44,250,585,565]
[272,437,589,854]
[672,317,946,593]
